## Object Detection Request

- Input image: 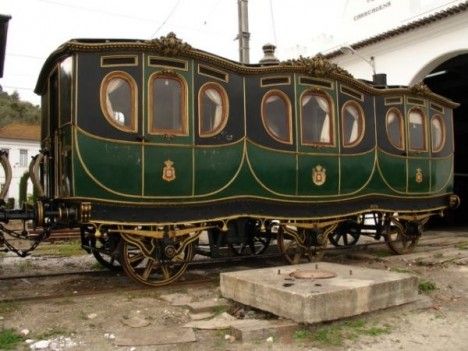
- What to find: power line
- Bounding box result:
[37,0,156,23]
[269,0,278,45]
[7,53,45,60]
[1,85,35,91]
[150,0,183,38]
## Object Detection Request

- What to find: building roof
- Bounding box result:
[326,1,468,59]
[0,123,40,141]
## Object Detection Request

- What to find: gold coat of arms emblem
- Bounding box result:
[312,165,326,186]
[162,160,176,182]
[415,168,423,183]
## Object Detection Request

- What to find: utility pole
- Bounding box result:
[237,0,250,64]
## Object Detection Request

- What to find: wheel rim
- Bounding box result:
[92,236,122,271]
[277,227,325,264]
[120,235,193,287]
[385,220,419,255]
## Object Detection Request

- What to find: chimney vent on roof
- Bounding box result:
[259,43,279,65]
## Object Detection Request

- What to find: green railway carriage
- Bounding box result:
[0,33,460,286]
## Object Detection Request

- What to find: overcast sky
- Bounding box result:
[1,0,462,105]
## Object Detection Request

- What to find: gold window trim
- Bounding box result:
[197,64,229,83]
[147,55,188,71]
[340,85,364,101]
[407,107,427,152]
[430,114,446,153]
[260,75,291,87]
[198,82,229,138]
[384,96,403,106]
[100,55,138,67]
[341,100,365,148]
[261,89,293,145]
[300,89,335,147]
[99,71,138,133]
[299,76,334,90]
[147,72,188,136]
[385,107,405,151]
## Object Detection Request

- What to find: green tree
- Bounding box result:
[0,89,41,127]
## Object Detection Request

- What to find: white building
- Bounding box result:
[0,123,40,207]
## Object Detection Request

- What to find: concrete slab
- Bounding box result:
[185,298,229,313]
[115,327,196,346]
[229,319,298,341]
[220,262,419,324]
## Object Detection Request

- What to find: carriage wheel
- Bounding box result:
[384,218,420,255]
[120,234,194,287]
[92,236,123,271]
[277,227,327,264]
[228,233,271,256]
[328,220,361,247]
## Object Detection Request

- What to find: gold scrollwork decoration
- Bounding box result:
[150,32,192,56]
[409,82,432,97]
[282,54,353,78]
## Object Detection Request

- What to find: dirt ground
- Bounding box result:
[0,228,467,351]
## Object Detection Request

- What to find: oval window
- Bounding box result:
[149,74,187,135]
[100,71,137,132]
[386,108,404,150]
[408,108,426,151]
[199,83,228,137]
[261,90,292,144]
[431,115,445,152]
[342,101,364,147]
[301,92,333,146]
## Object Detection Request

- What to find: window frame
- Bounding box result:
[408,107,427,152]
[431,114,446,153]
[198,82,229,138]
[99,70,138,133]
[300,90,335,147]
[148,72,188,136]
[341,100,365,148]
[385,107,405,151]
[261,89,293,145]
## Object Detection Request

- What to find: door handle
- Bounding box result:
[136,136,148,142]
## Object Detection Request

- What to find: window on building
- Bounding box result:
[386,108,404,150]
[199,82,228,137]
[301,92,333,146]
[408,109,426,151]
[100,71,137,132]
[261,90,292,144]
[149,74,188,135]
[19,149,28,167]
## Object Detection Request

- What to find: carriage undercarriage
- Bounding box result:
[78,210,437,287]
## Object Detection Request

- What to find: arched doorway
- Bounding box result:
[419,53,468,224]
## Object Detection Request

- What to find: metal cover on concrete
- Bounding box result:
[220,262,419,324]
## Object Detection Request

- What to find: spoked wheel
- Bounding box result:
[92,236,123,271]
[228,220,272,256]
[329,220,361,248]
[120,234,195,287]
[277,226,327,264]
[384,218,420,254]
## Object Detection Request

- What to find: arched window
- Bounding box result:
[301,91,333,146]
[261,90,292,144]
[100,71,137,132]
[199,82,228,137]
[431,115,445,152]
[386,108,404,150]
[408,108,426,151]
[342,101,364,147]
[149,74,188,135]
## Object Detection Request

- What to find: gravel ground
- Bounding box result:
[0,228,467,351]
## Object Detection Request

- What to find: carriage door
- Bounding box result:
[142,56,193,197]
[296,79,339,196]
[406,101,430,193]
